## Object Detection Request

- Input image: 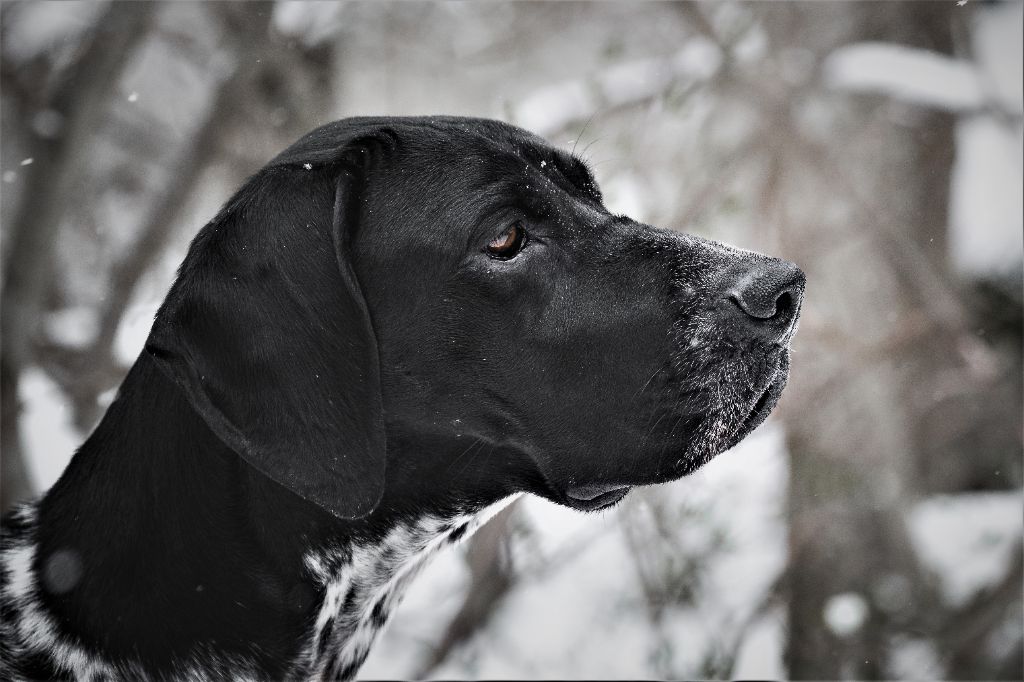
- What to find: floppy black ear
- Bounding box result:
[145,123,395,519]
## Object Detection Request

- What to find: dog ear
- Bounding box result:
[145,123,396,519]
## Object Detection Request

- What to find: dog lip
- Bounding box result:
[565,485,631,510]
[746,384,773,424]
[731,373,779,441]
[566,483,626,500]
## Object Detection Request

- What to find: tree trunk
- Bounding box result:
[753,3,963,678]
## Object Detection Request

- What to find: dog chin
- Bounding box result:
[719,354,790,452]
[541,355,791,511]
[660,352,791,480]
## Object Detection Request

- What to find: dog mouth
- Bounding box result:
[725,357,788,448]
[739,380,775,434]
[542,351,790,513]
[564,483,632,511]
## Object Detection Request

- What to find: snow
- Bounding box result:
[907,491,1023,607]
[824,592,869,637]
[949,117,1024,276]
[971,1,1024,115]
[514,38,722,136]
[272,1,346,47]
[828,4,1024,277]
[118,36,218,135]
[0,1,107,63]
[948,2,1024,277]
[114,302,160,365]
[44,307,99,350]
[889,636,944,679]
[824,43,986,112]
[602,172,649,225]
[732,25,768,65]
[732,609,785,680]
[19,369,81,492]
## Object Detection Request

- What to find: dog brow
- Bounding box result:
[516,140,596,195]
[552,151,601,202]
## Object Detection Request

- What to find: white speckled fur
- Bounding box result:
[1,508,101,680]
[297,493,522,681]
[1,506,126,681]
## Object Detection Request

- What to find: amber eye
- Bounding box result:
[486,223,526,259]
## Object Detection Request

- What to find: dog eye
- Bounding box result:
[486,223,526,259]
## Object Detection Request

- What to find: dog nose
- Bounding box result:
[723,260,805,344]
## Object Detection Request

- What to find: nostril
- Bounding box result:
[773,290,793,320]
[724,263,805,341]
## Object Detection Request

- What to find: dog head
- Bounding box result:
[147,116,804,518]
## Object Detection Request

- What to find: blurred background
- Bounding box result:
[1,1,1021,679]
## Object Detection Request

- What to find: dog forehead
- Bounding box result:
[398,128,537,177]
[386,118,581,182]
[361,128,555,221]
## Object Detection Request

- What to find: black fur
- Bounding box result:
[0,116,803,680]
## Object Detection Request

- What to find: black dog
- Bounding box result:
[0,116,803,680]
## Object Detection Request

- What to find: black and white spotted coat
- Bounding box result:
[0,495,520,681]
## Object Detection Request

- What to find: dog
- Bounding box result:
[0,116,804,680]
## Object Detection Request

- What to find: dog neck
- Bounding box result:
[294,494,518,680]
[0,355,516,680]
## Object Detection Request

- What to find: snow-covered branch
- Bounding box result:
[512,38,722,138]
[824,42,1021,116]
